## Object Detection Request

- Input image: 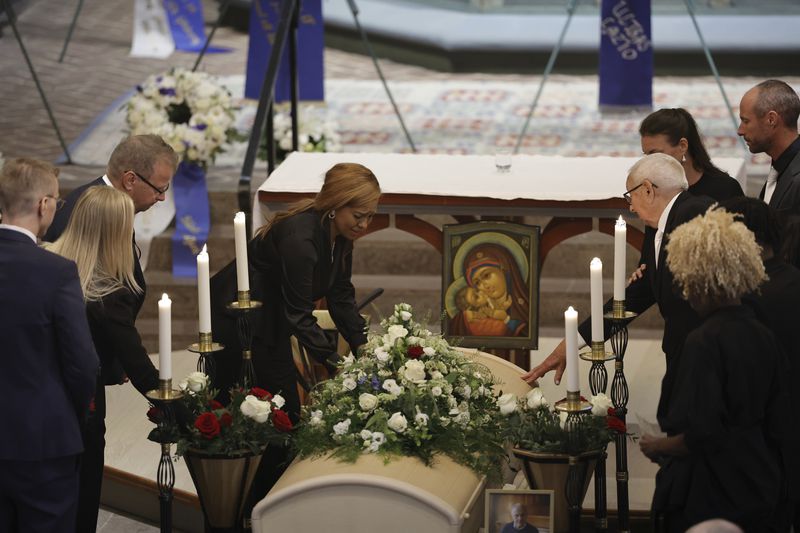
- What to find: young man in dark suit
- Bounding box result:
[0,158,99,532]
[42,134,176,533]
[523,153,712,421]
[739,79,800,224]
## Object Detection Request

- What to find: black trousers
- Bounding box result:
[0,454,81,533]
[75,389,106,533]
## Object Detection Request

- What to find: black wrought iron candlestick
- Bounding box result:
[579,341,614,532]
[145,379,184,533]
[187,332,224,387]
[227,290,263,388]
[555,391,592,533]
[605,299,638,533]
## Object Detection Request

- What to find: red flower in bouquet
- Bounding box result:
[249,387,273,400]
[607,414,626,433]
[407,346,424,359]
[272,409,293,432]
[209,399,224,410]
[147,406,161,423]
[219,412,233,428]
[194,412,221,439]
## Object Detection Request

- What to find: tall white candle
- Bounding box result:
[614,216,626,301]
[158,293,172,380]
[234,212,249,292]
[564,306,579,392]
[590,258,603,342]
[197,244,211,334]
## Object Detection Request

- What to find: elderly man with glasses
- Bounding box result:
[524,153,712,425]
[42,134,177,533]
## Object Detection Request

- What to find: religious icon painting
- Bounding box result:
[484,489,554,533]
[442,221,540,350]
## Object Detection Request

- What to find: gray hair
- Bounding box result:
[754,79,800,129]
[628,153,688,192]
[106,134,178,182]
[510,502,527,514]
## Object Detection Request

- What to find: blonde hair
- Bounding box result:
[48,187,141,301]
[0,158,59,217]
[666,207,766,303]
[256,162,380,237]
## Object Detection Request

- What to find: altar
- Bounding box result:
[255,152,746,263]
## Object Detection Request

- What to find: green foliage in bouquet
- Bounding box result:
[503,388,625,454]
[147,372,293,457]
[294,304,508,477]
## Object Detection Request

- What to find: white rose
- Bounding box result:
[387,412,408,433]
[375,348,390,363]
[497,393,517,415]
[431,386,443,397]
[430,370,443,380]
[590,393,614,417]
[399,310,412,321]
[526,388,548,410]
[559,411,569,429]
[185,371,209,392]
[386,325,408,343]
[403,360,427,383]
[372,431,385,445]
[423,347,436,356]
[271,394,286,409]
[240,395,271,423]
[360,429,372,440]
[414,411,429,427]
[460,385,472,399]
[309,409,323,426]
[359,393,378,411]
[342,354,355,367]
[333,419,351,436]
[382,379,403,396]
[342,377,357,391]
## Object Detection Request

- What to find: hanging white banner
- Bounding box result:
[130,0,175,59]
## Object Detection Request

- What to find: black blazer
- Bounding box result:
[759,139,800,225]
[0,228,99,460]
[44,177,146,298]
[688,167,743,202]
[579,191,713,419]
[87,287,159,398]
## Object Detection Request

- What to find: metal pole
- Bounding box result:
[2,0,73,163]
[192,0,233,72]
[683,0,747,152]
[514,0,578,155]
[345,0,416,152]
[58,0,84,63]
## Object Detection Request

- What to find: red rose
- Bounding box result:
[194,412,221,439]
[272,409,293,432]
[219,412,233,428]
[146,406,161,423]
[407,346,424,359]
[250,387,273,400]
[607,415,626,433]
[209,400,224,410]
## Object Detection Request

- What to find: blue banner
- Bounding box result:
[163,0,230,53]
[171,162,210,278]
[245,0,324,102]
[598,0,653,108]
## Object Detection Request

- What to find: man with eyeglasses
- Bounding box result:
[41,134,176,533]
[0,158,99,532]
[523,153,712,424]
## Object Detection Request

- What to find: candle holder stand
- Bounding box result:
[554,391,592,533]
[145,379,184,533]
[604,300,637,533]
[578,340,614,531]
[227,290,263,389]
[187,332,224,387]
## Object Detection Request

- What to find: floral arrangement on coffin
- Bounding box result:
[258,104,341,163]
[502,388,626,454]
[147,371,293,456]
[127,68,236,167]
[294,304,508,477]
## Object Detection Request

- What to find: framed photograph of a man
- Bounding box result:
[442,221,540,350]
[485,489,554,533]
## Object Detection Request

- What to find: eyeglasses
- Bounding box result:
[623,182,657,204]
[45,195,66,210]
[130,170,169,195]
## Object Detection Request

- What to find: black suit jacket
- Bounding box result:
[579,191,713,420]
[0,228,99,460]
[759,137,800,225]
[44,177,146,297]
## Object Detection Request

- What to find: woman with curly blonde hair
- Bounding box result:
[639,208,789,532]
